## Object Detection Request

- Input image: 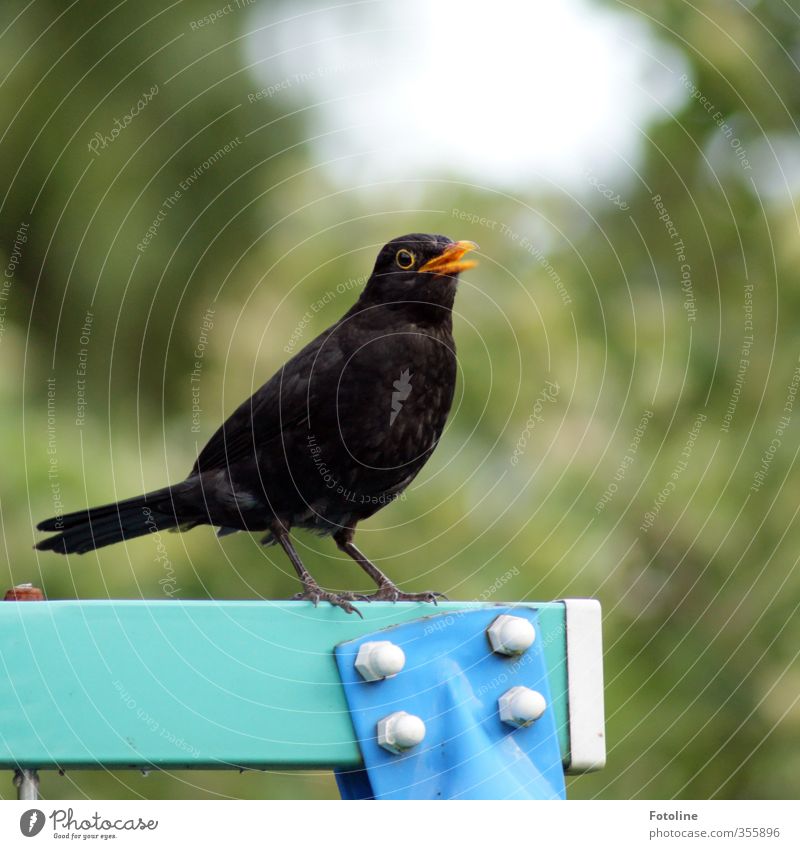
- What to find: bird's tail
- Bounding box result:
[35,486,184,555]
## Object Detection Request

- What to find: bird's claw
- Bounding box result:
[339,591,373,603]
[292,585,364,617]
[363,586,447,604]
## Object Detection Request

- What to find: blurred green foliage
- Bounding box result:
[1,0,799,799]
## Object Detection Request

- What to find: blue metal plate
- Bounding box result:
[334,606,566,799]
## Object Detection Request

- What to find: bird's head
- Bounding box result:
[359,233,478,319]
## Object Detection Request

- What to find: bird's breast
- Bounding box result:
[308,323,456,489]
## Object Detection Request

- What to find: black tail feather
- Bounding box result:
[35,487,180,555]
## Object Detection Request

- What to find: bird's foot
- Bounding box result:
[363,584,447,604]
[338,591,374,603]
[292,584,364,617]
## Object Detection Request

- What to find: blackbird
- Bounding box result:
[35,234,478,614]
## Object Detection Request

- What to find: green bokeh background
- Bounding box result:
[1,0,798,799]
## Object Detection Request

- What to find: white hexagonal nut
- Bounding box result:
[487,614,536,656]
[354,641,406,682]
[499,686,547,727]
[377,711,426,754]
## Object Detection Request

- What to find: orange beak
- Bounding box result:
[419,240,479,276]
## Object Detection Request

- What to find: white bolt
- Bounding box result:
[487,614,536,656]
[498,686,547,727]
[377,711,426,754]
[354,640,406,682]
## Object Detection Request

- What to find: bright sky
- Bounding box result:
[246,0,689,190]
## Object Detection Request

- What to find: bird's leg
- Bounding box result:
[269,521,362,617]
[333,526,446,604]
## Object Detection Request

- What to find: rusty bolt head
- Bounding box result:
[4,584,45,601]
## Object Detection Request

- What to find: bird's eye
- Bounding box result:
[396,249,416,269]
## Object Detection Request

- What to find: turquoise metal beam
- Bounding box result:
[0,601,569,771]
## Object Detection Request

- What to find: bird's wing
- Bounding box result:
[191,328,341,475]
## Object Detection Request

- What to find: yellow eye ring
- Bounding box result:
[396,249,416,269]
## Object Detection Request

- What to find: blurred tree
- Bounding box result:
[1,0,798,800]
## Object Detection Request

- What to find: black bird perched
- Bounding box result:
[36,234,478,614]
